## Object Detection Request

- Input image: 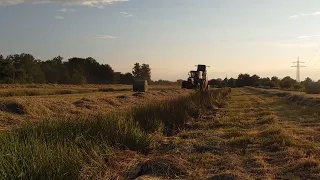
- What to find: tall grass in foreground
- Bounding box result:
[0,88,230,180]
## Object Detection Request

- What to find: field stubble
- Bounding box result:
[0,87,231,180]
[1,86,319,179]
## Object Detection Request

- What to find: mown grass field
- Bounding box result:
[0,87,230,180]
[159,88,320,179]
[1,86,319,179]
[0,85,182,131]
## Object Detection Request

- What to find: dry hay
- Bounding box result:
[73,98,95,109]
[206,172,240,180]
[125,155,190,179]
[132,92,146,98]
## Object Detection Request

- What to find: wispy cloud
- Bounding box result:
[273,43,317,48]
[120,12,132,17]
[297,35,320,39]
[54,16,64,19]
[0,0,129,8]
[57,8,76,12]
[290,12,320,18]
[91,35,118,39]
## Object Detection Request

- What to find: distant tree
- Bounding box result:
[6,53,45,83]
[236,74,251,87]
[250,74,260,87]
[0,58,15,83]
[271,76,280,87]
[227,78,236,88]
[132,63,142,78]
[260,77,271,87]
[14,69,28,84]
[209,79,222,87]
[70,70,87,85]
[264,81,276,88]
[152,80,176,85]
[140,64,151,82]
[293,83,303,90]
[41,56,65,83]
[113,72,121,84]
[222,78,228,87]
[301,77,313,88]
[132,63,151,82]
[120,73,133,84]
[280,76,296,89]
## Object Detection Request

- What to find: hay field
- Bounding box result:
[0,84,182,130]
[1,87,320,179]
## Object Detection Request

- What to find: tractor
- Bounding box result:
[181,64,209,90]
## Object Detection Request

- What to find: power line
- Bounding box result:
[291,56,306,83]
[314,58,320,67]
[306,44,320,65]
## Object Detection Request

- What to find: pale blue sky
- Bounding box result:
[1,0,320,80]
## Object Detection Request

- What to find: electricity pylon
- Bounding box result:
[291,57,306,83]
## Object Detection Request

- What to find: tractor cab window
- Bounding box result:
[189,72,197,78]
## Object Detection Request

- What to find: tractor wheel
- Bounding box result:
[181,81,187,89]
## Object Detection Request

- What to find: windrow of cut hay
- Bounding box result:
[245,87,320,107]
[0,87,132,97]
[0,88,231,180]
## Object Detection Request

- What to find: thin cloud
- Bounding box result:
[120,11,132,17]
[55,16,64,19]
[274,43,317,48]
[297,35,320,39]
[91,35,118,39]
[57,8,75,12]
[0,0,129,8]
[289,15,298,18]
[290,12,320,18]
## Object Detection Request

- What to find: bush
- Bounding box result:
[293,84,303,90]
[264,81,276,88]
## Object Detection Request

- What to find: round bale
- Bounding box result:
[133,80,148,92]
[306,82,320,94]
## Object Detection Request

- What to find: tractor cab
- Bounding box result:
[187,71,198,85]
[188,71,198,79]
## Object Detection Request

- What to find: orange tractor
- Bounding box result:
[181,65,209,90]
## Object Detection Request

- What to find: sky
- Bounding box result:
[1,0,320,81]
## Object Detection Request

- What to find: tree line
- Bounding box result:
[209,74,318,89]
[1,53,315,88]
[0,53,152,85]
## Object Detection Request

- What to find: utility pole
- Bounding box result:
[291,56,306,83]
